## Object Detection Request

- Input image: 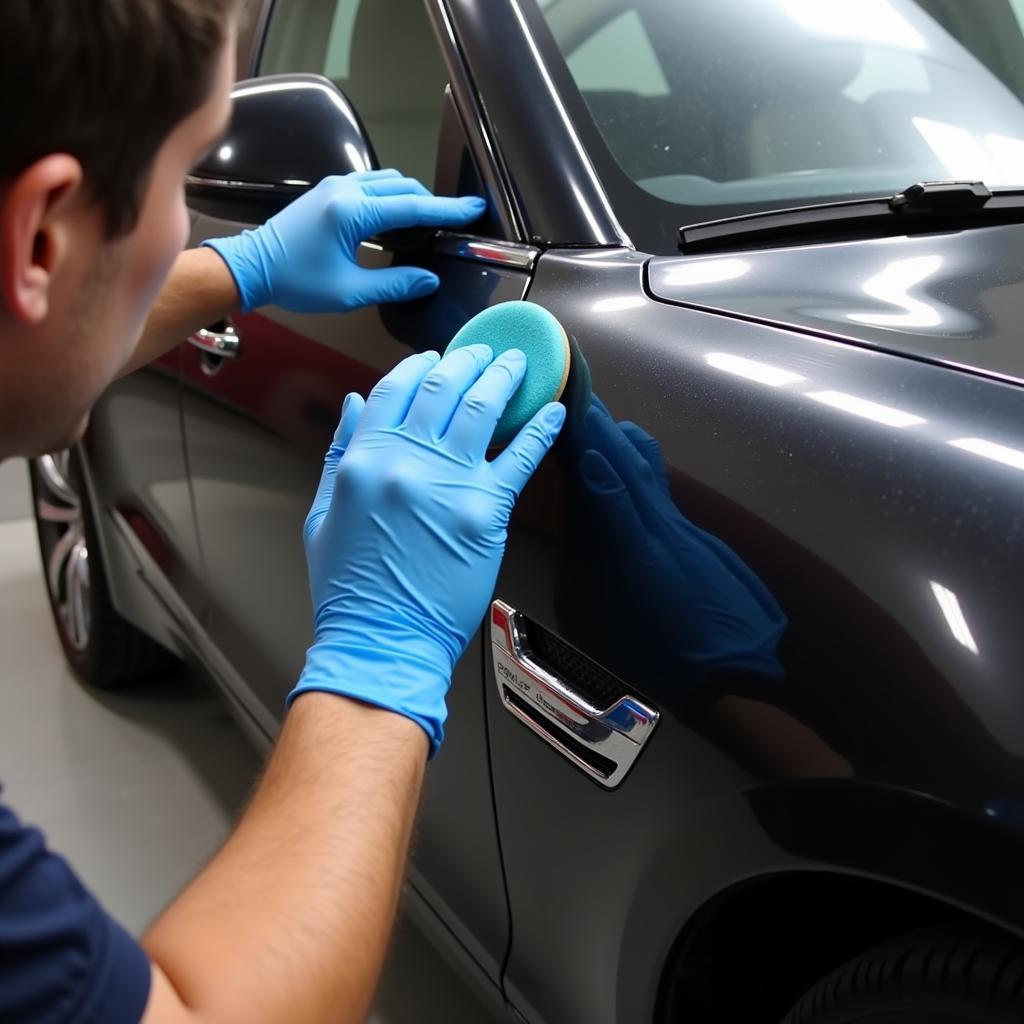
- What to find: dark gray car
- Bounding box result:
[31,2,1024,1021]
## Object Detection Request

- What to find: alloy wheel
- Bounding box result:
[34,451,91,652]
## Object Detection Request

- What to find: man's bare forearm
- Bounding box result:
[121,247,240,377]
[141,694,428,1024]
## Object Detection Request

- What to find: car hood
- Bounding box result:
[647,223,1024,387]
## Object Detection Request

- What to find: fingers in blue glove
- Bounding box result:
[359,350,442,432]
[345,266,440,306]
[360,175,432,198]
[445,349,529,462]
[204,172,486,315]
[352,169,404,182]
[492,403,566,496]
[332,390,367,455]
[365,194,486,235]
[402,344,498,442]
[293,344,564,756]
[305,391,366,542]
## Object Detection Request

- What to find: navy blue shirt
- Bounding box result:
[0,800,151,1023]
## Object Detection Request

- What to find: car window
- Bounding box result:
[538,0,1024,215]
[259,0,448,186]
[564,10,669,98]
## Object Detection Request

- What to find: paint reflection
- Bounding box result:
[556,396,852,778]
[705,352,805,387]
[847,255,943,330]
[929,581,979,656]
[949,437,1024,472]
[559,394,785,695]
[806,389,926,428]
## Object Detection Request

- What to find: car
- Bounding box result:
[30,1,1024,1021]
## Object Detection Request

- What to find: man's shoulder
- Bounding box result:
[0,797,152,1024]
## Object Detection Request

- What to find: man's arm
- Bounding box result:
[120,248,239,377]
[135,345,565,1024]
[120,171,486,378]
[142,695,427,1024]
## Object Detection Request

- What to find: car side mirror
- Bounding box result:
[186,73,378,223]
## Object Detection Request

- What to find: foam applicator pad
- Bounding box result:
[444,300,571,447]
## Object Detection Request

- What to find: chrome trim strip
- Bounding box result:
[490,600,658,788]
[185,174,282,192]
[432,234,538,270]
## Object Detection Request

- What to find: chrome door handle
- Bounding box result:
[187,319,241,359]
[490,601,659,789]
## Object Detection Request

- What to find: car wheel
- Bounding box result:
[30,448,177,688]
[781,926,1024,1024]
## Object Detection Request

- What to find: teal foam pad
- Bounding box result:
[444,301,570,447]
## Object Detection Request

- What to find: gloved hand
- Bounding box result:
[203,170,486,313]
[290,344,566,755]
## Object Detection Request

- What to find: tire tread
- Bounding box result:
[781,926,1024,1024]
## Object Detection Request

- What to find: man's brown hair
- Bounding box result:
[1,0,239,237]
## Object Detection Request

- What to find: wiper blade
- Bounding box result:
[677,181,1024,254]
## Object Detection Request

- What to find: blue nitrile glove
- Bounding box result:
[203,170,486,313]
[290,344,566,755]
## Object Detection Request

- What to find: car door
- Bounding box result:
[179,0,533,986]
[468,4,1024,1019]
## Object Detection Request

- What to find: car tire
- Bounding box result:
[30,448,178,689]
[780,926,1024,1024]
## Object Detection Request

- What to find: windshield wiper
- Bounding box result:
[677,181,1024,254]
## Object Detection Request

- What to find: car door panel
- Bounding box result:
[83,360,208,638]
[487,249,1024,1024]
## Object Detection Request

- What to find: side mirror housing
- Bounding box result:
[187,73,378,223]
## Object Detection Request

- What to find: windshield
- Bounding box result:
[537,0,1024,250]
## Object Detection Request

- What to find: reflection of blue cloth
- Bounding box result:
[0,799,150,1023]
[561,399,787,702]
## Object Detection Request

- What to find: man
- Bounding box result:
[0,3,565,1022]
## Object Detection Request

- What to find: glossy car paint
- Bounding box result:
[489,246,1024,1023]
[80,360,208,655]
[73,1,1024,1022]
[649,226,1024,386]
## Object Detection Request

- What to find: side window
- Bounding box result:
[259,0,448,186]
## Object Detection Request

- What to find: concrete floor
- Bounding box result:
[0,457,499,1023]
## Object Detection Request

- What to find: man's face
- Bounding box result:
[0,29,235,459]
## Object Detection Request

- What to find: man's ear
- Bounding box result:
[0,155,86,325]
